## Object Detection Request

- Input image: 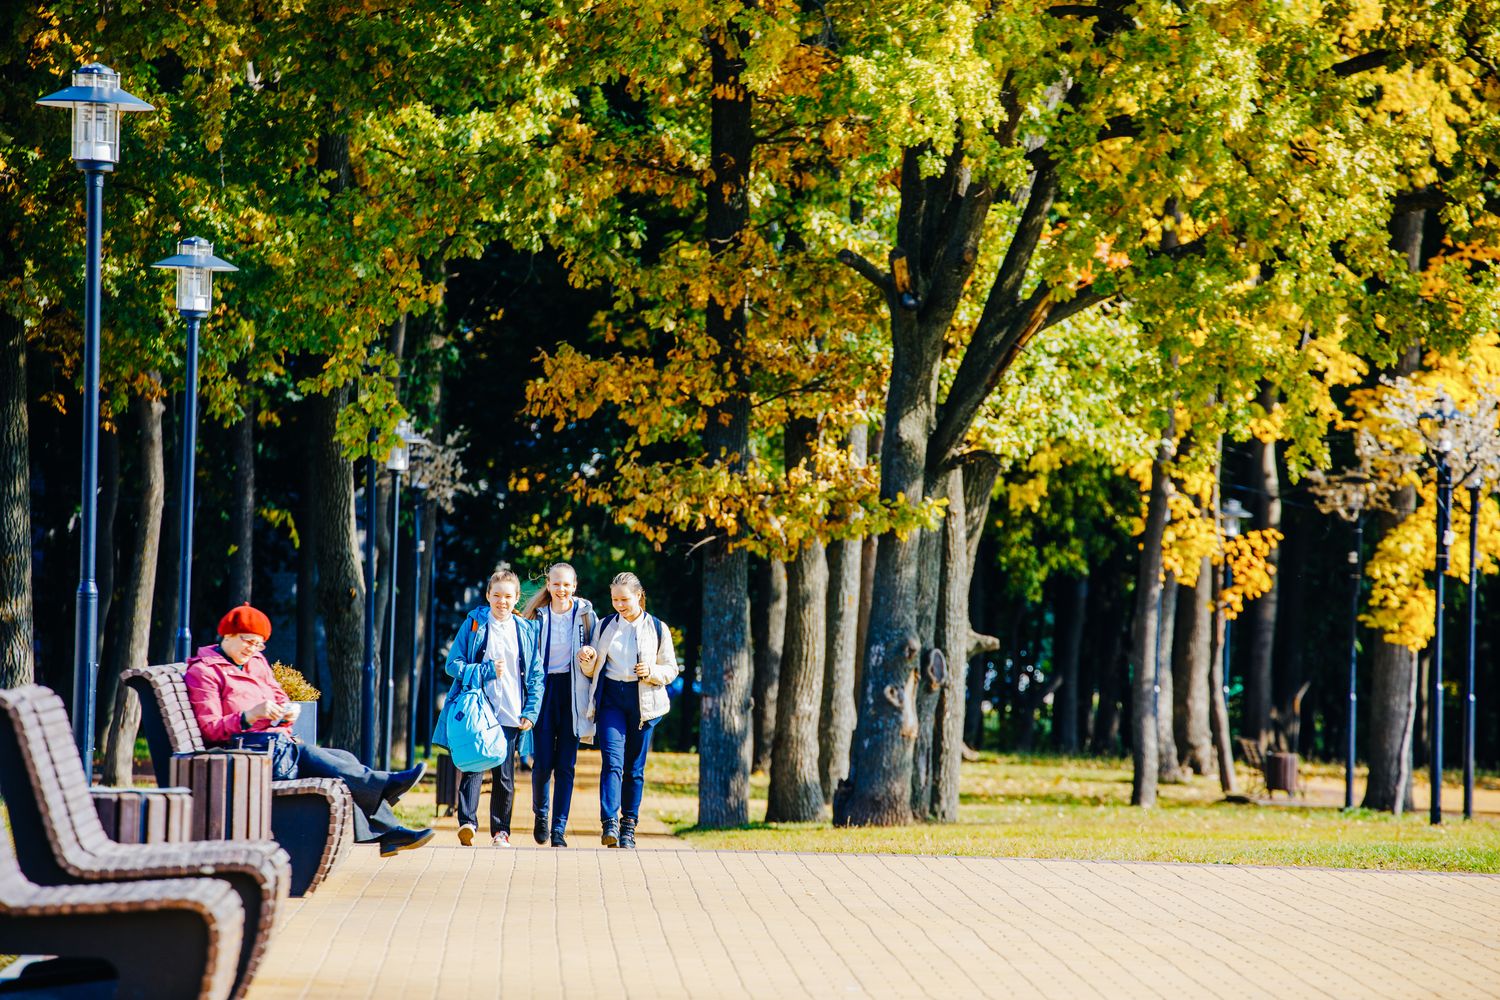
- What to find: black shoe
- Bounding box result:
[533,813,548,845]
[619,816,637,850]
[381,761,427,805]
[601,818,619,847]
[378,826,435,858]
[551,831,568,848]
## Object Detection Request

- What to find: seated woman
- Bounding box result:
[184,603,434,857]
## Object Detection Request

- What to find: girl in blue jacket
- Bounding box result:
[442,568,544,847]
[520,562,600,847]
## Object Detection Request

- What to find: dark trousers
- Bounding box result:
[285,742,400,843]
[532,672,579,834]
[597,678,658,823]
[457,725,520,835]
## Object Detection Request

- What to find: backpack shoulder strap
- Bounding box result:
[651,614,663,645]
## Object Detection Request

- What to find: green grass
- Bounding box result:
[645,752,1500,873]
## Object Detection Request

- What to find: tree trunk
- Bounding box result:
[767,421,828,822]
[296,405,321,680]
[909,521,944,815]
[227,398,255,605]
[1053,574,1087,753]
[1173,559,1214,774]
[308,384,366,751]
[931,466,969,821]
[102,391,165,785]
[0,311,34,688]
[696,23,755,829]
[151,396,181,664]
[1088,555,1131,756]
[820,423,866,799]
[1130,434,1172,806]
[1208,575,1239,796]
[1156,570,1182,782]
[750,558,786,774]
[93,424,119,738]
[1246,389,1282,748]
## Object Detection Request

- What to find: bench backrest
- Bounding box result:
[0,686,116,886]
[122,663,205,786]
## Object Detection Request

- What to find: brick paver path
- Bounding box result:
[248,845,1500,999]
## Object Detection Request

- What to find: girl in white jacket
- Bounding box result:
[577,572,678,848]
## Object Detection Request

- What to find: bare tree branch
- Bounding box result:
[836,249,891,293]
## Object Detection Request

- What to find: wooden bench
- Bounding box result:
[0,820,244,999]
[91,786,194,844]
[0,685,289,1000]
[123,663,354,897]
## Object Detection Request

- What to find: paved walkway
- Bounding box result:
[248,844,1500,999]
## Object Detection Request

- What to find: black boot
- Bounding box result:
[618,816,637,849]
[533,812,549,845]
[600,817,619,847]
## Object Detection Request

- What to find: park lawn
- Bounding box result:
[644,752,1500,873]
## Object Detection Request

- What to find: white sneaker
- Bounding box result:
[492,832,511,848]
[458,824,475,847]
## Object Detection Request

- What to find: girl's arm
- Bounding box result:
[577,617,603,678]
[521,624,545,723]
[444,620,483,678]
[645,620,679,687]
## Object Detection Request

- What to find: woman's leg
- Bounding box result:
[489,726,521,836]
[621,716,658,822]
[596,681,628,823]
[551,689,579,836]
[457,769,483,832]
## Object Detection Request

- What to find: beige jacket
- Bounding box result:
[579,612,679,733]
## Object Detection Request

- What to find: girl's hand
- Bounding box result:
[634,661,650,679]
[518,719,533,732]
[578,647,598,671]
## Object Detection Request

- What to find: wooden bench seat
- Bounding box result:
[123,663,354,896]
[0,822,244,1000]
[0,685,288,1000]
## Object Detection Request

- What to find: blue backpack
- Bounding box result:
[438,664,509,773]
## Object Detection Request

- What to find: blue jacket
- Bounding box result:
[433,606,544,750]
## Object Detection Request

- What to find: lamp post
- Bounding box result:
[362,446,378,766]
[152,238,238,663]
[1308,471,1378,810]
[425,525,441,760]
[380,422,412,770]
[406,440,430,769]
[1220,496,1251,702]
[1464,477,1481,821]
[1428,408,1457,825]
[37,64,153,768]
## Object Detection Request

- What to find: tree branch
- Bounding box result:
[1331,50,1392,77]
[836,249,891,293]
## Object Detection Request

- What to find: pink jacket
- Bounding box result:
[184,644,292,745]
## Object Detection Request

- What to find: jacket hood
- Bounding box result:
[192,643,232,667]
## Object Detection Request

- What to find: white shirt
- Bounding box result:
[483,614,522,727]
[604,615,641,682]
[545,606,574,674]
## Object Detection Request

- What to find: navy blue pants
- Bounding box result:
[532,672,579,835]
[597,677,658,823]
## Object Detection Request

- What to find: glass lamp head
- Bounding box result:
[1221,497,1251,538]
[151,237,238,317]
[36,63,153,167]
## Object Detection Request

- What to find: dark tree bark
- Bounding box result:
[1130,434,1173,806]
[1087,552,1133,756]
[820,424,867,799]
[1052,574,1088,753]
[0,311,34,687]
[1246,385,1282,748]
[102,391,165,785]
[750,558,786,774]
[1364,213,1427,814]
[696,23,755,829]
[150,396,181,664]
[1173,559,1215,774]
[931,466,969,820]
[227,397,255,605]
[909,520,944,814]
[308,384,366,751]
[767,424,828,822]
[296,404,321,680]
[1156,570,1182,782]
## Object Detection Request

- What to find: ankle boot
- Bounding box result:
[600,818,619,847]
[618,816,637,849]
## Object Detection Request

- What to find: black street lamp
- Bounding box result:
[362,447,378,766]
[407,445,430,769]
[152,238,238,663]
[1220,496,1251,698]
[1428,408,1456,826]
[1464,478,1481,821]
[36,63,153,767]
[380,422,412,770]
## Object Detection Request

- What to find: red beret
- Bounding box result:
[218,604,272,640]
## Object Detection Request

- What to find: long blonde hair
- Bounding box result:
[523,562,578,619]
